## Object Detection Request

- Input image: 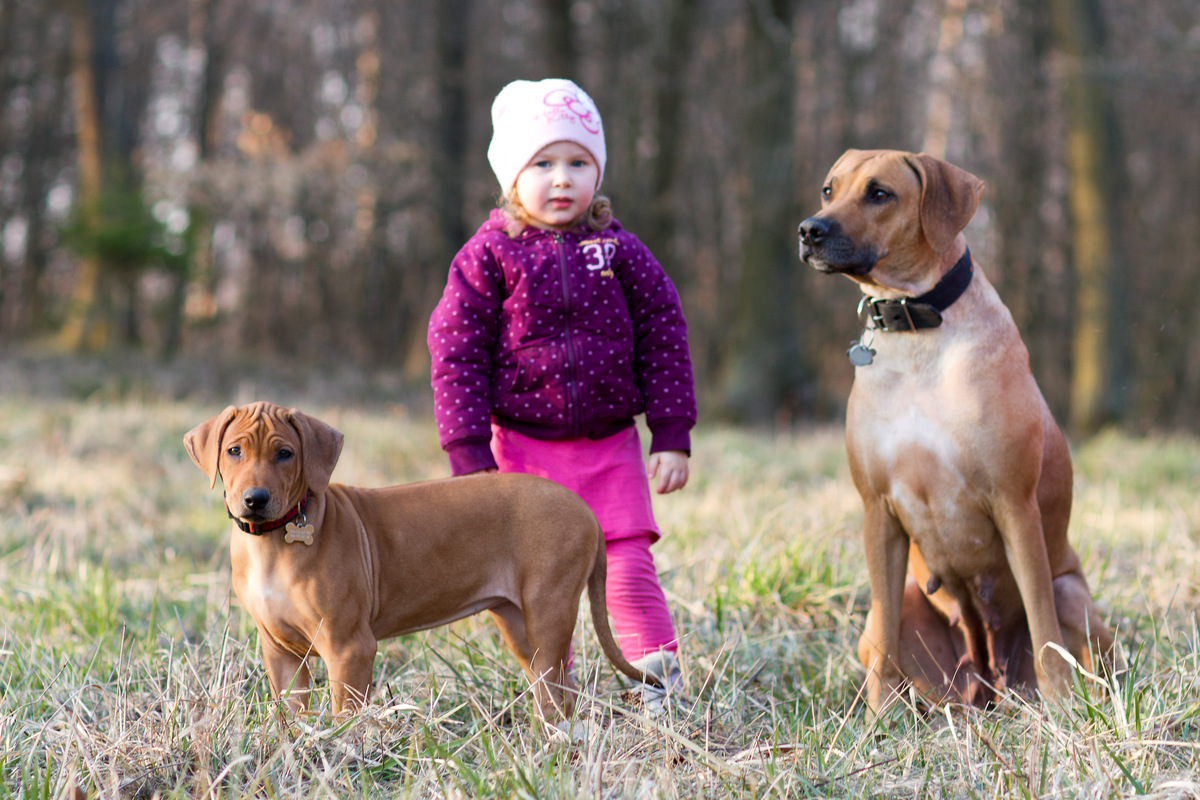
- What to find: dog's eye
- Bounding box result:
[865,182,892,203]
[821,185,832,199]
[226,445,242,458]
[277,448,294,462]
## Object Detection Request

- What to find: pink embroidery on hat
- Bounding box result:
[542,88,601,134]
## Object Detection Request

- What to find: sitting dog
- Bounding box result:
[798,149,1114,715]
[184,401,659,720]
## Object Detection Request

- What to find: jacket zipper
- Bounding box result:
[555,232,583,438]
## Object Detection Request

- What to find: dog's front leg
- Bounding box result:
[260,631,313,712]
[858,499,911,719]
[323,630,378,714]
[997,496,1072,699]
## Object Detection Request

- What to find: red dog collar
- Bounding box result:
[225,491,309,536]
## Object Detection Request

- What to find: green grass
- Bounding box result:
[0,389,1198,798]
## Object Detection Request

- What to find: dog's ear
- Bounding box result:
[286,409,345,495]
[184,405,240,490]
[907,153,985,254]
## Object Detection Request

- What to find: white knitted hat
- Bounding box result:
[487,79,606,194]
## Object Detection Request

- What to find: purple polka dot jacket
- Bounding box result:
[428,209,698,475]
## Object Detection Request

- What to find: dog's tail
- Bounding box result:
[587,527,665,689]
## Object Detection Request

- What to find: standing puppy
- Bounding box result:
[799,149,1113,715]
[185,401,659,721]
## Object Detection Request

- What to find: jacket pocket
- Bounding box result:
[493,343,568,419]
[516,344,566,392]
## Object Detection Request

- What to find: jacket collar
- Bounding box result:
[481,208,622,240]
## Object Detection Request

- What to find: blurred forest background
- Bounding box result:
[1,0,1198,435]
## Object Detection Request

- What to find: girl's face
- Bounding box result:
[513,141,599,230]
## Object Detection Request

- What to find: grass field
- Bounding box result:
[1,368,1198,798]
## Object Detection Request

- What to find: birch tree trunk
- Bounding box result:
[921,0,967,159]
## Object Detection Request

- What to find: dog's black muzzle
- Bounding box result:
[798,216,877,276]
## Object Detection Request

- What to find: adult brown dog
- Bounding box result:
[798,149,1113,716]
[184,401,659,720]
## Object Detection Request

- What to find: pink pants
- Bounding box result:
[603,534,678,658]
[491,424,678,660]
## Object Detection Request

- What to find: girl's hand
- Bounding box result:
[647,450,689,494]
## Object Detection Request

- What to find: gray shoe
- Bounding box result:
[628,651,684,716]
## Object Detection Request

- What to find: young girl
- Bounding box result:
[427,78,696,702]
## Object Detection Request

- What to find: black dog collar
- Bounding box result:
[860,248,974,332]
[226,491,309,536]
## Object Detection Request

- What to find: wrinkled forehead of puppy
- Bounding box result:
[212,402,305,458]
[185,401,345,493]
[228,401,294,434]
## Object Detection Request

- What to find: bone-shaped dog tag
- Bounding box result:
[285,521,315,545]
[847,341,876,366]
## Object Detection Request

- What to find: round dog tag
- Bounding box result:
[847,342,876,366]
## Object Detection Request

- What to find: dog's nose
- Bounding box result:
[798,217,829,246]
[243,487,271,512]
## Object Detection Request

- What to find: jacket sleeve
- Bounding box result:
[618,235,698,454]
[427,239,504,475]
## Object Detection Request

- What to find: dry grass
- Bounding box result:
[1,374,1198,798]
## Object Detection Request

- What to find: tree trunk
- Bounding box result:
[541,0,576,80]
[1049,0,1127,437]
[59,0,106,352]
[645,0,697,252]
[922,0,968,159]
[403,0,471,376]
[162,0,226,359]
[719,0,807,423]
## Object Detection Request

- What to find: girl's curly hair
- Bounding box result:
[500,190,612,238]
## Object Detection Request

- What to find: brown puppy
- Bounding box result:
[799,149,1113,716]
[184,401,658,721]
